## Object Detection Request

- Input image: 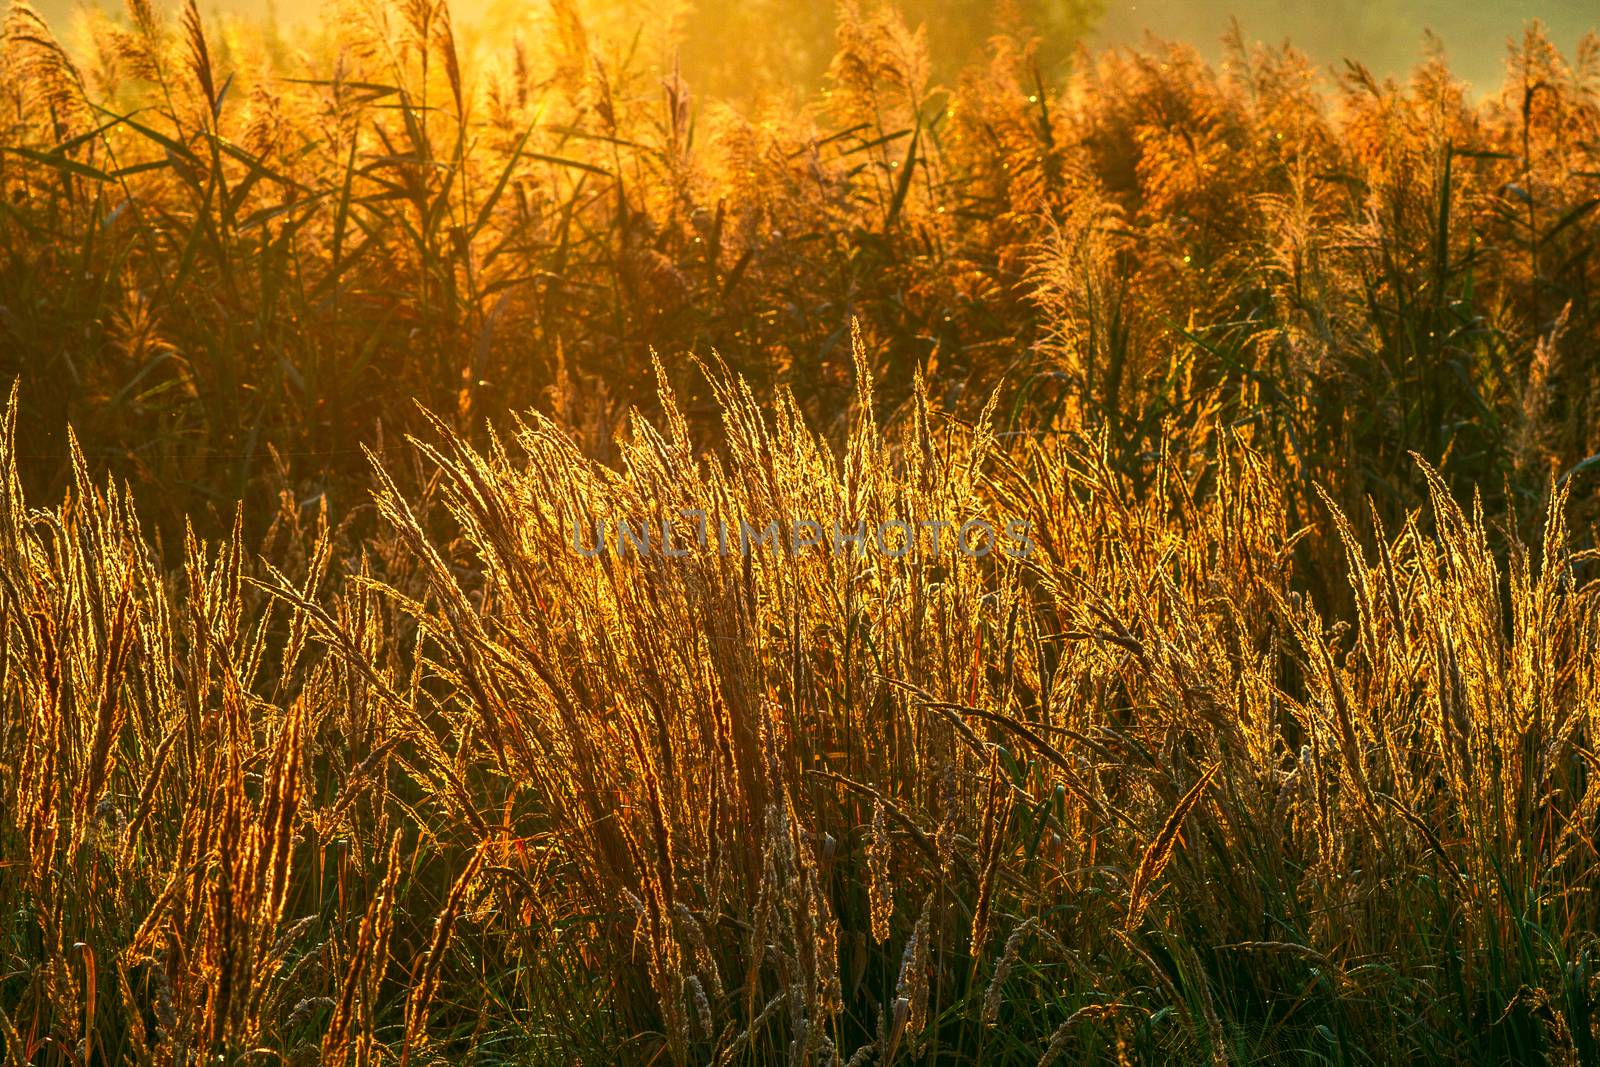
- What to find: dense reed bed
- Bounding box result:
[3,0,1600,1062]
[2,0,1598,528]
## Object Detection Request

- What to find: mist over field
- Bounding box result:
[1095,0,1595,91]
[28,0,1600,91]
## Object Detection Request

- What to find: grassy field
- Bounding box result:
[2,0,1600,1062]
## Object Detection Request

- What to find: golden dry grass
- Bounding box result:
[2,1,1600,1063]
